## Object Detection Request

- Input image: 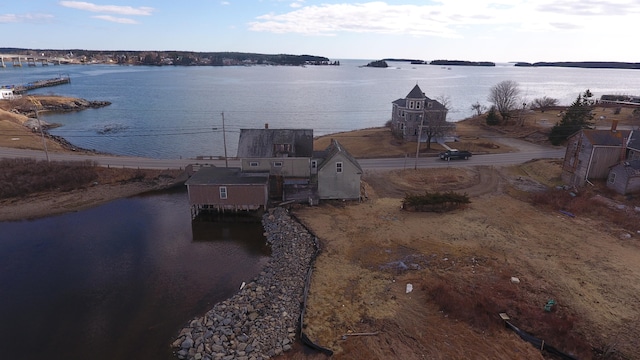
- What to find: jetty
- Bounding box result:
[12,76,71,94]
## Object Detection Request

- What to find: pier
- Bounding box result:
[11,76,71,94]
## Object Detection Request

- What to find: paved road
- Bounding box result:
[0,142,565,171]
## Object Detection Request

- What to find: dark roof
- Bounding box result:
[185,166,268,186]
[318,139,362,172]
[581,129,631,146]
[237,128,313,158]
[626,130,640,150]
[392,84,446,111]
[406,84,426,99]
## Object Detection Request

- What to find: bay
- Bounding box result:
[3,60,640,159]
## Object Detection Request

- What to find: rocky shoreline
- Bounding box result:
[172,207,319,360]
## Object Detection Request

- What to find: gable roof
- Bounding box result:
[237,128,313,158]
[317,139,362,172]
[576,129,631,146]
[626,130,640,150]
[185,166,268,186]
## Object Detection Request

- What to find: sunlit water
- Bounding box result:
[0,188,270,360]
[3,60,640,159]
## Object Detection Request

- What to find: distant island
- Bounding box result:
[381,58,495,67]
[0,48,339,67]
[363,60,389,68]
[429,60,495,67]
[514,61,640,70]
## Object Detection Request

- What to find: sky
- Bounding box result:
[1,0,639,63]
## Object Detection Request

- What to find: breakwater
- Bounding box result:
[172,207,319,360]
[11,76,70,94]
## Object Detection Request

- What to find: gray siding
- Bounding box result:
[317,153,361,200]
[187,184,268,210]
[241,157,310,178]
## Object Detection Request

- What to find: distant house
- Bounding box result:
[607,160,640,195]
[185,166,269,217]
[0,88,19,100]
[561,128,631,186]
[314,139,363,200]
[390,84,448,142]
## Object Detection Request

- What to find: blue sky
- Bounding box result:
[2,0,639,62]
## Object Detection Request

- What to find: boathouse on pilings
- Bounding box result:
[185,166,269,219]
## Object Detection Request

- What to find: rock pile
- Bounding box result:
[172,207,318,360]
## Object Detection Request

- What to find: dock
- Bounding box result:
[12,76,71,94]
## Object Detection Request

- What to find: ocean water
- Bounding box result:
[3,60,640,158]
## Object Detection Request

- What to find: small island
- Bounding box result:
[514,61,640,70]
[363,60,389,68]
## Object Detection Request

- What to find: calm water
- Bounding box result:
[0,188,270,360]
[3,60,640,159]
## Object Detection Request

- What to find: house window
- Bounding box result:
[428,102,433,108]
[416,101,421,109]
[608,173,616,184]
[336,162,343,173]
[273,161,283,167]
[219,186,227,199]
[273,143,292,154]
[409,101,414,109]
[249,161,259,167]
[311,160,317,169]
[400,123,405,130]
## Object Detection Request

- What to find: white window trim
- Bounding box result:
[336,162,343,173]
[311,160,317,169]
[273,161,283,167]
[219,186,228,199]
[249,161,259,167]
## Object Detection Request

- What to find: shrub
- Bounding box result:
[402,191,470,212]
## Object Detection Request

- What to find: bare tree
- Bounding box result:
[421,95,454,150]
[471,101,487,116]
[488,80,521,122]
[530,96,559,111]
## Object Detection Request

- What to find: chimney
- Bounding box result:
[265,123,269,129]
[611,120,618,132]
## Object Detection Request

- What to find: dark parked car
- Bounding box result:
[439,149,472,160]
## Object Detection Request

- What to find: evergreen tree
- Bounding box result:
[548,90,594,145]
[485,106,500,125]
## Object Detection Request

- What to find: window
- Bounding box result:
[249,161,259,167]
[427,102,433,108]
[273,161,283,167]
[273,143,292,154]
[311,160,317,169]
[219,186,227,199]
[336,162,343,173]
[416,101,421,109]
[409,101,414,109]
[608,173,616,184]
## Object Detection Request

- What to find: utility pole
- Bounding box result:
[414,115,424,170]
[29,97,49,163]
[221,112,228,168]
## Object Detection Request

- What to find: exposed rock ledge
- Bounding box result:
[172,207,319,360]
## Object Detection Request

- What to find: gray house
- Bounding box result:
[607,160,640,195]
[314,139,363,200]
[390,84,448,142]
[561,128,631,186]
[237,127,313,179]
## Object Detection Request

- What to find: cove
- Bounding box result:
[0,188,270,360]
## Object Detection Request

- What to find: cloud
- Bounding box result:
[92,15,138,24]
[247,0,640,39]
[0,13,54,23]
[249,2,459,37]
[59,1,154,16]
